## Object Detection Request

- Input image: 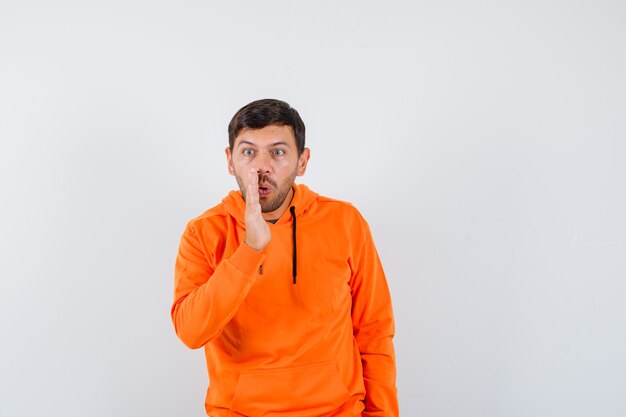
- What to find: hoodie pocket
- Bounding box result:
[230,361,350,417]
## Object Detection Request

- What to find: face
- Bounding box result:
[226,124,310,220]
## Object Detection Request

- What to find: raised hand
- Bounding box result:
[244,167,271,251]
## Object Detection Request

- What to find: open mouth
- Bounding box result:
[258,185,272,196]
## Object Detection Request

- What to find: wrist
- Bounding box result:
[244,239,263,252]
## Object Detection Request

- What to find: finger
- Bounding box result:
[248,166,259,185]
[246,184,259,211]
[246,167,260,206]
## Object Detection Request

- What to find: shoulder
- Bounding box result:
[311,193,369,228]
[184,202,230,236]
[315,194,356,211]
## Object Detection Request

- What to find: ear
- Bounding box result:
[296,148,310,176]
[225,147,235,176]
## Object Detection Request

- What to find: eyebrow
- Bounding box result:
[237,140,290,148]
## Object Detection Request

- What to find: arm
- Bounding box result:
[171,225,264,349]
[172,167,270,349]
[350,222,399,417]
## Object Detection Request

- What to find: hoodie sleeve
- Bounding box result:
[350,222,399,417]
[171,222,265,349]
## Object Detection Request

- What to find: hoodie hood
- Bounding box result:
[221,183,319,226]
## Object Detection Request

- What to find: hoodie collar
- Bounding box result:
[222,183,318,226]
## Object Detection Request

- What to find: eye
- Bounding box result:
[243,149,254,156]
[273,149,285,156]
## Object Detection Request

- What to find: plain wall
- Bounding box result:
[1,1,625,416]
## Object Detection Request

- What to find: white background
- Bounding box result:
[1,1,625,416]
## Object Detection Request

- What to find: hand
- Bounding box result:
[244,167,271,251]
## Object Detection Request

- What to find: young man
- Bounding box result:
[171,99,399,417]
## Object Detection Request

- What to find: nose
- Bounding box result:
[255,152,272,175]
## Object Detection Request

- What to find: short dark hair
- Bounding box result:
[228,99,306,154]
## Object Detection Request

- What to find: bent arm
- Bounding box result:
[171,224,264,349]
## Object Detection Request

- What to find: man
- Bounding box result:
[171,99,399,417]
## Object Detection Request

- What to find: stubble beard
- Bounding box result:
[236,170,297,213]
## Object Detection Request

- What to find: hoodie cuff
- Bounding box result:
[228,242,265,276]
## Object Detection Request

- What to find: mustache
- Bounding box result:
[257,175,276,188]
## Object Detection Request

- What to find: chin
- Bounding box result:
[261,200,282,213]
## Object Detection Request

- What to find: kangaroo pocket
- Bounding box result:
[230,361,350,417]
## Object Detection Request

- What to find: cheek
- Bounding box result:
[233,158,250,170]
[274,157,297,170]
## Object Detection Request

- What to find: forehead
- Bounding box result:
[234,124,296,148]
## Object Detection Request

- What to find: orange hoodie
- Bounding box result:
[172,184,398,417]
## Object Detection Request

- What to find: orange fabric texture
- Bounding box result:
[172,184,399,417]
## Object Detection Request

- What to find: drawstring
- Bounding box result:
[290,206,297,284]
